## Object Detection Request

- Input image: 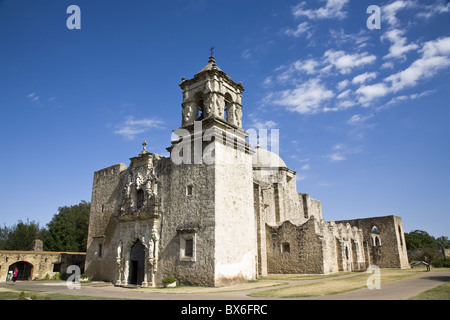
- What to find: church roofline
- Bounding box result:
[179,56,244,93]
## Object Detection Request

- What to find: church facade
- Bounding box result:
[85,56,409,287]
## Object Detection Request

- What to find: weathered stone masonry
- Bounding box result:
[85,55,409,287]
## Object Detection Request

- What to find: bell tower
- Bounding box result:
[179,54,245,129]
[165,53,257,286]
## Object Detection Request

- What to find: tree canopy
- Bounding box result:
[45,200,90,252]
[0,201,90,252]
[404,229,450,250]
[0,220,48,250]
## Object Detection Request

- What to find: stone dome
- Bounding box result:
[252,146,287,168]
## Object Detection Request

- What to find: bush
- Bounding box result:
[432,257,450,268]
[59,273,70,281]
[162,276,177,284]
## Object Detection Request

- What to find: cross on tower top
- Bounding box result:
[209,46,215,57]
[140,140,149,154]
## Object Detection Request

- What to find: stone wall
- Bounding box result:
[0,250,85,282]
[336,215,409,269]
[157,159,217,286]
[214,140,257,286]
[86,124,258,287]
[253,169,322,226]
[319,220,366,273]
[266,219,324,274]
[85,163,127,282]
[265,217,367,275]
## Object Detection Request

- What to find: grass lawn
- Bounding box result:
[250,268,425,298]
[408,281,450,300]
[0,287,125,300]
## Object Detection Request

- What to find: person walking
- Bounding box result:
[12,268,18,284]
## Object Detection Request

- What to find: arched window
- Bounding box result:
[375,237,381,246]
[195,92,205,120]
[370,225,380,234]
[136,189,145,209]
[224,93,233,121]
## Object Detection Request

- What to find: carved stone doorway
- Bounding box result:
[129,239,145,285]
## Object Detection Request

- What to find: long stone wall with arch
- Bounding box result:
[0,249,85,282]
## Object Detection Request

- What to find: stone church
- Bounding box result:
[85,55,410,287]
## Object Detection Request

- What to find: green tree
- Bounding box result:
[0,225,8,249]
[436,236,450,257]
[45,201,90,252]
[0,220,48,250]
[404,230,436,250]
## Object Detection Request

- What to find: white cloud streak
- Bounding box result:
[114,117,165,140]
[385,37,450,92]
[272,79,334,114]
[292,0,350,20]
[323,50,377,74]
[382,29,419,60]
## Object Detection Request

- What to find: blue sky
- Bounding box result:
[0,0,449,238]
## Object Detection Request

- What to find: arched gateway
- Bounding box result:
[8,261,33,281]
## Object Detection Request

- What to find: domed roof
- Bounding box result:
[252,146,287,168]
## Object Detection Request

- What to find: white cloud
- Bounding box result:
[323,49,376,74]
[262,76,273,87]
[272,58,322,85]
[285,22,312,38]
[272,79,334,114]
[381,61,395,69]
[295,58,320,75]
[421,36,450,58]
[382,0,416,27]
[27,92,39,101]
[328,29,371,49]
[347,114,374,125]
[382,29,419,59]
[385,37,450,92]
[114,116,164,140]
[351,36,450,105]
[241,49,251,60]
[337,79,349,90]
[378,90,435,110]
[352,72,377,85]
[292,0,350,20]
[301,164,310,170]
[247,115,278,130]
[329,152,346,162]
[337,89,351,99]
[326,143,363,162]
[416,0,450,19]
[336,99,357,109]
[356,83,390,105]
